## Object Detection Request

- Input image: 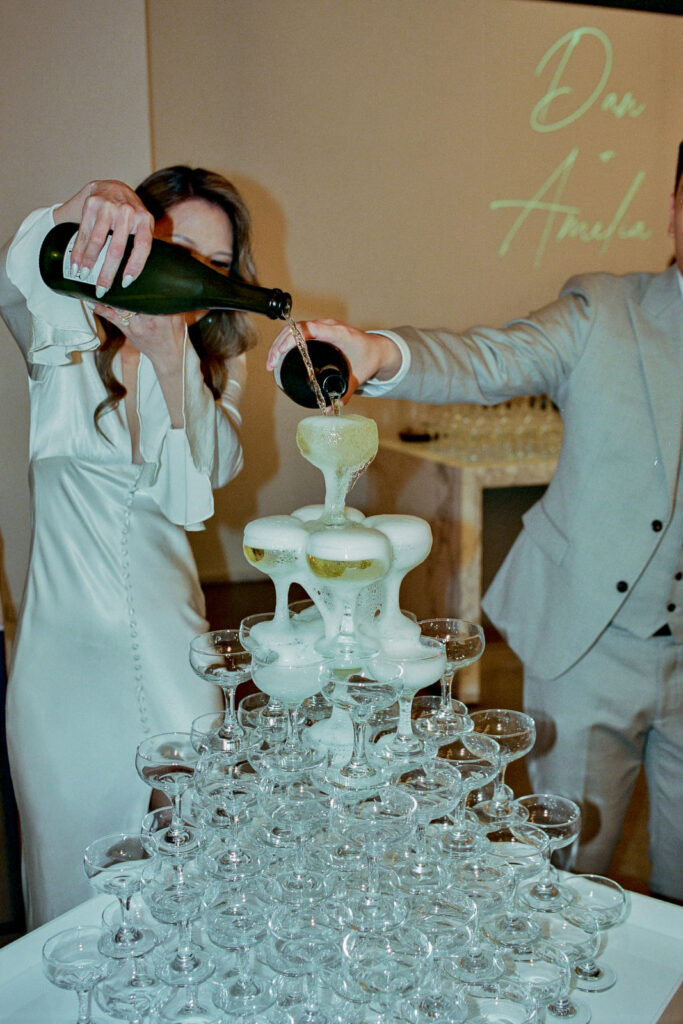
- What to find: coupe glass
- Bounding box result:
[431,732,500,857]
[189,629,252,752]
[563,872,630,991]
[94,948,167,1023]
[237,690,288,743]
[295,412,379,527]
[140,854,214,990]
[418,617,485,712]
[536,904,599,1024]
[42,926,111,1024]
[320,665,402,792]
[192,752,262,882]
[514,793,581,912]
[362,514,432,644]
[306,521,392,660]
[372,636,446,768]
[440,851,514,985]
[391,757,462,895]
[205,890,275,1018]
[466,979,538,1023]
[331,786,418,933]
[469,709,536,825]
[501,939,572,1024]
[83,833,156,958]
[255,770,328,861]
[481,822,549,952]
[242,513,310,640]
[411,693,473,754]
[135,732,200,855]
[263,902,342,1024]
[250,644,330,773]
[189,710,263,757]
[341,924,433,1013]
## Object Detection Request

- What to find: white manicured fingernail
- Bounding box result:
[122,275,134,289]
[95,285,106,299]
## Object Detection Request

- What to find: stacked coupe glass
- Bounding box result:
[46,412,629,1024]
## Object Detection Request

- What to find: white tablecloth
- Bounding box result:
[0,889,681,1023]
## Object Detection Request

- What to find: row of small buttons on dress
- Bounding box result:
[122,471,150,735]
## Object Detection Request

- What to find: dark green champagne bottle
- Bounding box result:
[274,339,350,408]
[39,222,292,319]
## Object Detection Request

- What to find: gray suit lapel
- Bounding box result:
[630,267,683,492]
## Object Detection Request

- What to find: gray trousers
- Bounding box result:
[523,624,683,901]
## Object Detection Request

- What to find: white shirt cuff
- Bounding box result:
[356,330,411,395]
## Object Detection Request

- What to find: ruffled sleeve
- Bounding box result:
[136,336,244,531]
[4,206,102,364]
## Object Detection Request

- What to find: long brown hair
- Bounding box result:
[94,165,258,434]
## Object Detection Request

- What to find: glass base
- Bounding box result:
[150,824,204,859]
[545,996,592,1023]
[520,880,573,913]
[484,911,541,953]
[158,949,215,988]
[393,856,451,897]
[98,925,158,960]
[574,959,617,992]
[256,742,328,775]
[95,959,167,1019]
[472,798,529,829]
[441,942,505,986]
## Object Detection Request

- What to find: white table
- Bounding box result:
[0,889,681,1023]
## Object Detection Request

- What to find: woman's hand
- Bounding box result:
[266,318,402,398]
[93,304,186,374]
[53,180,154,297]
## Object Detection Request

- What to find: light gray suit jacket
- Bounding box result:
[386,267,683,680]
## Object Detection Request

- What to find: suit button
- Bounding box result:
[676,572,683,581]
[616,580,628,593]
[652,520,663,532]
[668,603,676,613]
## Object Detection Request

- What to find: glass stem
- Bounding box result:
[440,671,455,706]
[347,719,368,771]
[222,685,238,729]
[396,693,414,740]
[75,988,93,1024]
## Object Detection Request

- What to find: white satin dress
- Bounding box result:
[0,207,245,928]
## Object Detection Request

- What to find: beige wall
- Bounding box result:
[146,0,683,583]
[0,0,151,630]
[1,1,682,618]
